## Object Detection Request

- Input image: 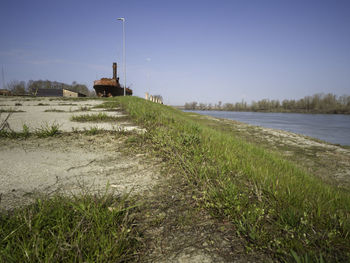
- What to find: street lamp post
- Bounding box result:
[117,17,126,96]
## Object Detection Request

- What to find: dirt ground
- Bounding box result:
[0,133,161,211]
[0,97,154,210]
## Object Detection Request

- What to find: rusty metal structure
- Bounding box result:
[93,63,132,97]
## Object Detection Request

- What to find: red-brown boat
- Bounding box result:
[93,63,132,97]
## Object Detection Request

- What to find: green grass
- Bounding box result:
[44,108,65,112]
[83,126,102,135]
[92,99,121,109]
[0,108,24,113]
[45,106,91,112]
[0,194,140,262]
[35,122,61,137]
[49,97,102,102]
[0,123,60,138]
[0,124,29,138]
[108,96,350,262]
[77,106,91,111]
[58,103,78,106]
[71,112,128,122]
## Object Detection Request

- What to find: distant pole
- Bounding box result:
[1,67,5,89]
[117,17,126,96]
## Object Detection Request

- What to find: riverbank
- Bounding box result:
[1,96,349,262]
[182,93,350,114]
[118,97,350,261]
[189,112,350,189]
[184,110,350,146]
[178,106,350,115]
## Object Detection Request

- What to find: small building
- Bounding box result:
[0,89,12,96]
[36,88,86,97]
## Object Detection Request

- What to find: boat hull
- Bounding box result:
[93,85,132,97]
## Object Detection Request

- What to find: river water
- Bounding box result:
[186,110,350,146]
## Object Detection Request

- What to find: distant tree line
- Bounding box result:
[184,93,350,114]
[4,80,94,96]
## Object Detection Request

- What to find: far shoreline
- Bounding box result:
[174,106,350,115]
[181,109,350,147]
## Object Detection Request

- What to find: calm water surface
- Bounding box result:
[187,110,350,146]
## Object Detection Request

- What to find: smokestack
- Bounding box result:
[113,63,117,79]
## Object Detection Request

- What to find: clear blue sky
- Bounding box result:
[1,0,349,105]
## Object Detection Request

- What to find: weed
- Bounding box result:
[35,122,61,137]
[290,250,325,263]
[21,124,30,138]
[58,103,78,106]
[71,112,128,122]
[113,126,133,135]
[51,97,102,102]
[78,106,91,111]
[82,126,133,136]
[126,135,139,144]
[84,126,103,135]
[0,194,140,262]
[93,100,118,109]
[0,108,24,113]
[71,127,79,133]
[44,108,65,112]
[37,103,50,106]
[0,113,30,138]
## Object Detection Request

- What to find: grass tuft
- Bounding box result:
[71,112,128,122]
[77,106,91,111]
[0,194,140,262]
[0,108,24,113]
[35,122,61,137]
[44,108,65,112]
[83,126,104,135]
[0,124,30,139]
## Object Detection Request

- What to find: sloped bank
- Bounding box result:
[113,96,350,262]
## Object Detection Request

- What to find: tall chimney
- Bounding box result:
[113,63,117,79]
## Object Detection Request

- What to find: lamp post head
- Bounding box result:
[117,17,125,21]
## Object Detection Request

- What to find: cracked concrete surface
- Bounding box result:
[0,97,157,210]
[0,97,143,132]
[0,133,161,211]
